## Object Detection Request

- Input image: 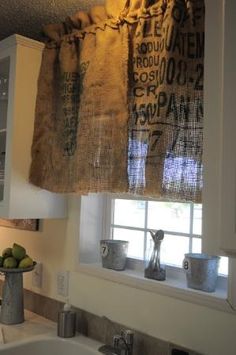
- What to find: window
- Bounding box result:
[78,194,232,312]
[105,197,228,276]
[77,1,236,312]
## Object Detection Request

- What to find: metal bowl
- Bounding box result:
[0,261,36,274]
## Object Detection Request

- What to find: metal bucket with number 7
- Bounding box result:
[100,240,129,271]
[183,253,220,292]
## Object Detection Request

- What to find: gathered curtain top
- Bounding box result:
[43,0,201,45]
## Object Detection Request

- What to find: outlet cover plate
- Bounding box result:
[32,262,43,288]
[56,270,69,297]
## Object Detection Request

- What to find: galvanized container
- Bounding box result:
[0,263,36,325]
[57,310,76,338]
[100,240,129,271]
[1,272,24,324]
[183,253,220,292]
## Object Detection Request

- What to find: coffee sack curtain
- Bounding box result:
[29,0,204,202]
[126,0,204,201]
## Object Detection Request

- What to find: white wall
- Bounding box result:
[0,196,235,355]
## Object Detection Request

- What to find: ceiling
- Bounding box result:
[0,0,103,42]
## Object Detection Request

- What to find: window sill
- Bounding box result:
[77,262,234,313]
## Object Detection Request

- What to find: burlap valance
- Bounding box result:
[29,0,204,202]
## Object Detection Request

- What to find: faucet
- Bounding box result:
[99,329,134,355]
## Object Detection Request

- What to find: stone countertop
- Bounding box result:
[0,310,103,352]
[0,310,56,344]
[0,310,202,355]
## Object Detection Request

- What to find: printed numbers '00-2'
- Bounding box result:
[157,57,187,86]
[156,57,203,89]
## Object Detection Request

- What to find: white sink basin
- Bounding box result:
[0,335,102,355]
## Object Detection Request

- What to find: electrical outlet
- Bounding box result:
[32,262,43,288]
[56,271,69,297]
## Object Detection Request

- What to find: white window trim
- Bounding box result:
[105,195,202,263]
[227,258,236,309]
[77,0,236,314]
[77,194,235,314]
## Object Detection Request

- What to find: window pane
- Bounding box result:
[218,256,228,276]
[192,238,202,253]
[146,234,189,267]
[193,204,202,235]
[113,199,145,228]
[148,202,190,233]
[113,227,144,259]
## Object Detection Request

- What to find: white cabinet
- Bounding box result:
[203,0,236,255]
[218,0,236,253]
[0,34,67,218]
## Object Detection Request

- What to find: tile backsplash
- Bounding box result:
[21,288,202,355]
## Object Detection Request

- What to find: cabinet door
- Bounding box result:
[0,35,67,218]
[219,0,236,253]
[0,57,9,204]
[203,0,236,255]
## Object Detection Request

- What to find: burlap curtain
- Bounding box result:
[29,0,204,202]
[30,5,129,193]
[126,0,204,201]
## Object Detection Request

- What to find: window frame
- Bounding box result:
[105,195,202,265]
[76,194,231,313]
[77,194,232,314]
[103,194,228,275]
[77,0,236,314]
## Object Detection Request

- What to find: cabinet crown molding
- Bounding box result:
[0,34,44,52]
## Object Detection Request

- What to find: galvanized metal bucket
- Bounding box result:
[100,240,129,271]
[183,253,220,292]
[0,263,36,324]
